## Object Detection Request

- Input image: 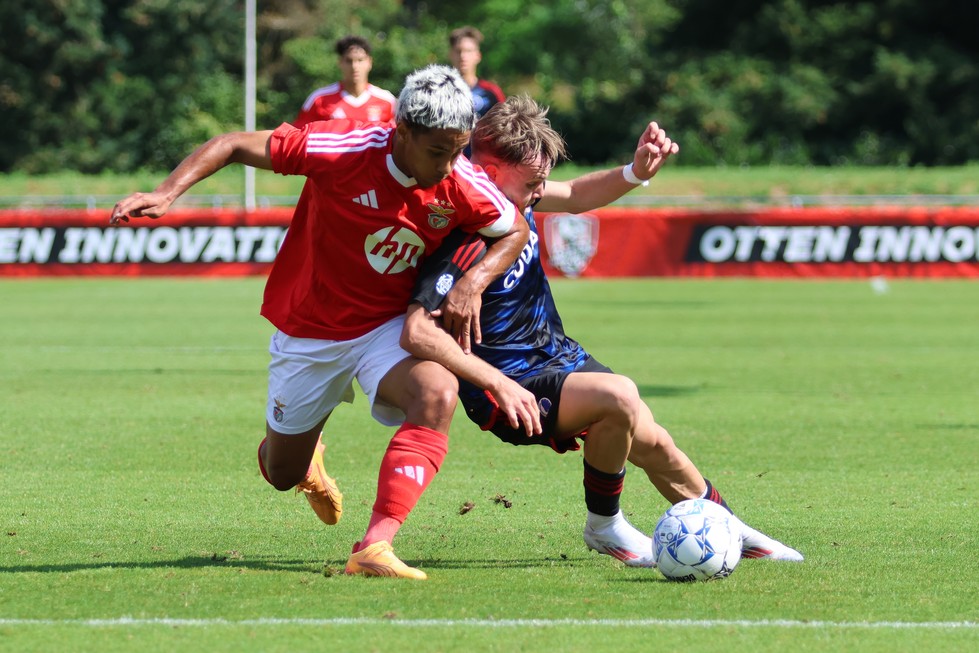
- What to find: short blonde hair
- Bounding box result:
[470,95,567,168]
[396,65,476,132]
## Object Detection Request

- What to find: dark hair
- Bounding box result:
[449,26,484,48]
[335,35,371,57]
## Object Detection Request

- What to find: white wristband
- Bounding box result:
[622,163,649,186]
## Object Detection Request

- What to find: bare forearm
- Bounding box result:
[402,307,508,391]
[156,132,273,202]
[465,217,529,293]
[537,121,678,214]
[111,131,274,224]
[537,167,640,214]
[402,303,542,436]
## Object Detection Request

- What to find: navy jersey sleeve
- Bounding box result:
[411,229,488,312]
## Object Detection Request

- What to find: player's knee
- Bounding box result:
[265,462,306,491]
[414,363,459,414]
[600,375,643,428]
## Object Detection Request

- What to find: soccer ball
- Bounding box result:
[652,499,741,582]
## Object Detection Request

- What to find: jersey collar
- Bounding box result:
[386,154,416,187]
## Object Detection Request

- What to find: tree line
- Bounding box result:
[2,0,977,174]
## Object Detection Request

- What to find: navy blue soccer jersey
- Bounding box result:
[412,210,589,411]
[471,79,505,119]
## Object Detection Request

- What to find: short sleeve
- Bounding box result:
[411,230,487,312]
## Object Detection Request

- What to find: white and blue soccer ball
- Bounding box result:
[652,499,741,582]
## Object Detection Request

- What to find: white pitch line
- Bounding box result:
[0,617,975,630]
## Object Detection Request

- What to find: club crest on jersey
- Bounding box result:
[543,213,599,278]
[426,200,455,229]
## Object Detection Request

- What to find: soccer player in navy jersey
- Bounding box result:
[448,26,505,158]
[402,95,804,566]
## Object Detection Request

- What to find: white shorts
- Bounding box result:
[266,316,412,434]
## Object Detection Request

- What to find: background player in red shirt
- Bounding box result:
[110,65,539,580]
[294,35,397,127]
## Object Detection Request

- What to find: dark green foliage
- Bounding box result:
[1,0,242,173]
[1,0,977,172]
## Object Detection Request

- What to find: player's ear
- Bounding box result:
[482,163,499,182]
[395,122,411,141]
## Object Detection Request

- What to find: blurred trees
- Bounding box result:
[0,0,243,173]
[1,0,977,172]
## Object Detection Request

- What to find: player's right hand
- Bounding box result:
[109,191,173,225]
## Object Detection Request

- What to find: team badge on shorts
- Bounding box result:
[427,200,455,229]
[538,397,552,417]
[272,397,287,423]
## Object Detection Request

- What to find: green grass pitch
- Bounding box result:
[1,277,977,652]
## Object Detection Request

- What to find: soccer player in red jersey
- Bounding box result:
[294,36,397,127]
[110,65,541,580]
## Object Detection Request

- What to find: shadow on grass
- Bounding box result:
[0,554,596,575]
[635,384,704,398]
[916,423,979,430]
[0,555,324,575]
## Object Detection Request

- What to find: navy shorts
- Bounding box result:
[463,356,612,454]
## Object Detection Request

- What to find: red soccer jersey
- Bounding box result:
[294,83,397,127]
[263,121,516,341]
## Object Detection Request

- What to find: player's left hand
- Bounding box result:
[632,122,679,182]
[437,275,483,353]
[489,377,542,437]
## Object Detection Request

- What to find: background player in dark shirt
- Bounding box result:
[448,26,505,119]
[403,95,804,566]
[449,26,505,158]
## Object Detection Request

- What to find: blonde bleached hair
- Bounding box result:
[396,64,476,133]
[470,95,568,169]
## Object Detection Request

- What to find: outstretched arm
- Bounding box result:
[402,304,542,436]
[109,130,274,225]
[535,121,678,214]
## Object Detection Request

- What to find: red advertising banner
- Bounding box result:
[3,206,979,278]
[538,206,979,278]
[0,208,291,277]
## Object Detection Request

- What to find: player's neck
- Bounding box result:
[343,80,369,97]
[460,71,478,88]
[390,130,409,177]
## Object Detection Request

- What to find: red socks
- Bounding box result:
[361,423,448,548]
